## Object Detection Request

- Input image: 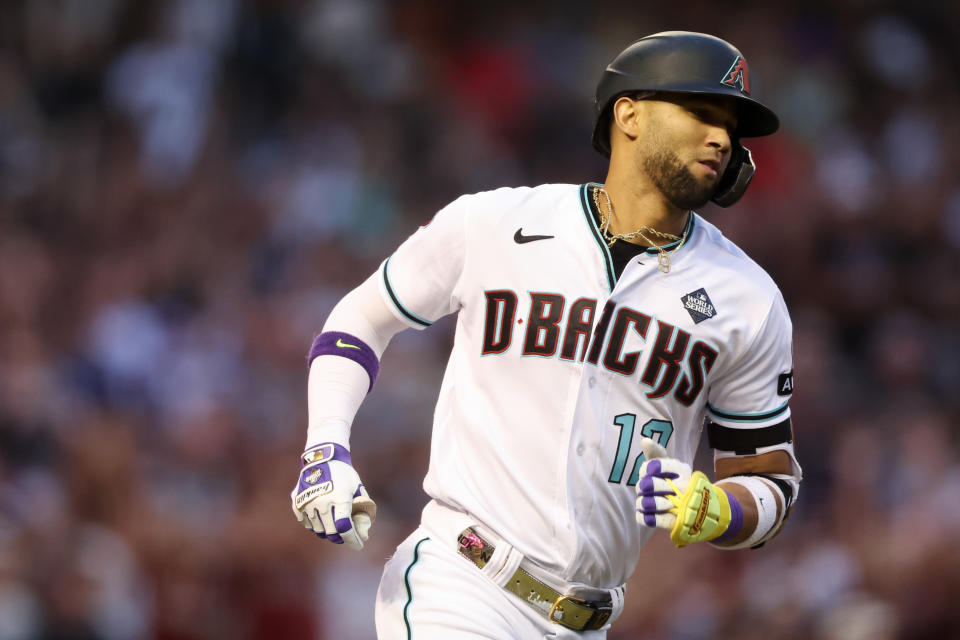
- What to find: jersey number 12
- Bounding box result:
[608,414,673,486]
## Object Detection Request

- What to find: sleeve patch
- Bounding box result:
[777,371,794,396]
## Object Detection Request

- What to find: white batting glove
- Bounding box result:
[291,442,377,550]
[635,437,690,532]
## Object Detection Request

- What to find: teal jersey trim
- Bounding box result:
[383,256,432,328]
[707,402,790,423]
[403,537,429,639]
[579,183,616,292]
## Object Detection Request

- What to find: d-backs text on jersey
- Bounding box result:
[481,290,718,406]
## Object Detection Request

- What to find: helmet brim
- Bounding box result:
[655,85,780,137]
[591,87,780,157]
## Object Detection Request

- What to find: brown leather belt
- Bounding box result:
[457,528,613,632]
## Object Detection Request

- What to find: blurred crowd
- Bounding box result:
[1,1,958,639]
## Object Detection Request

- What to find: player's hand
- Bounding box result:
[635,438,733,548]
[291,442,377,550]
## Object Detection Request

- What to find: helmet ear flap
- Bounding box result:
[711,142,755,207]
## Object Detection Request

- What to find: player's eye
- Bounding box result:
[690,107,735,134]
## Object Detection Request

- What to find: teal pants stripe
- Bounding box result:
[403,537,430,639]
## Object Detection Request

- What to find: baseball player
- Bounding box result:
[292,31,801,638]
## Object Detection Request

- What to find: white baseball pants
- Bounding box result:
[375,526,623,639]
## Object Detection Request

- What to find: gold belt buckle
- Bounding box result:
[547,594,586,625]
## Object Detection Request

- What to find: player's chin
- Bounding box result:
[670,190,713,212]
[661,165,716,210]
[674,181,716,210]
[693,173,721,197]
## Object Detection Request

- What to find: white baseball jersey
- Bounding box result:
[377,183,794,589]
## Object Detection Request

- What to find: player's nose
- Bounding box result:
[705,124,731,155]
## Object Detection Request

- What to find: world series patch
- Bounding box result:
[681,288,717,324]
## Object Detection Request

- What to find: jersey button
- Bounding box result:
[576,443,585,455]
[588,377,597,388]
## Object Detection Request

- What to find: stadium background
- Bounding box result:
[1,1,958,638]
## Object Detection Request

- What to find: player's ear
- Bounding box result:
[611,96,645,145]
[611,96,645,139]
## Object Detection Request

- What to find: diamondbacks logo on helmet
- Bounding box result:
[721,56,750,94]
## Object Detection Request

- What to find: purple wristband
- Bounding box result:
[712,490,744,543]
[308,331,379,392]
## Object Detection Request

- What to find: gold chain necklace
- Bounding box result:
[592,185,685,273]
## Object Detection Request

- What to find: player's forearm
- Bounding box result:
[710,448,792,545]
[305,272,409,448]
[306,355,370,446]
[710,481,757,547]
[713,474,794,548]
[710,449,799,548]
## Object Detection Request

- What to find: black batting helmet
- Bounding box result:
[592,31,780,157]
[592,32,780,207]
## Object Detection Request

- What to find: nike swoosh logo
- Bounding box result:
[336,338,361,350]
[514,228,555,244]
